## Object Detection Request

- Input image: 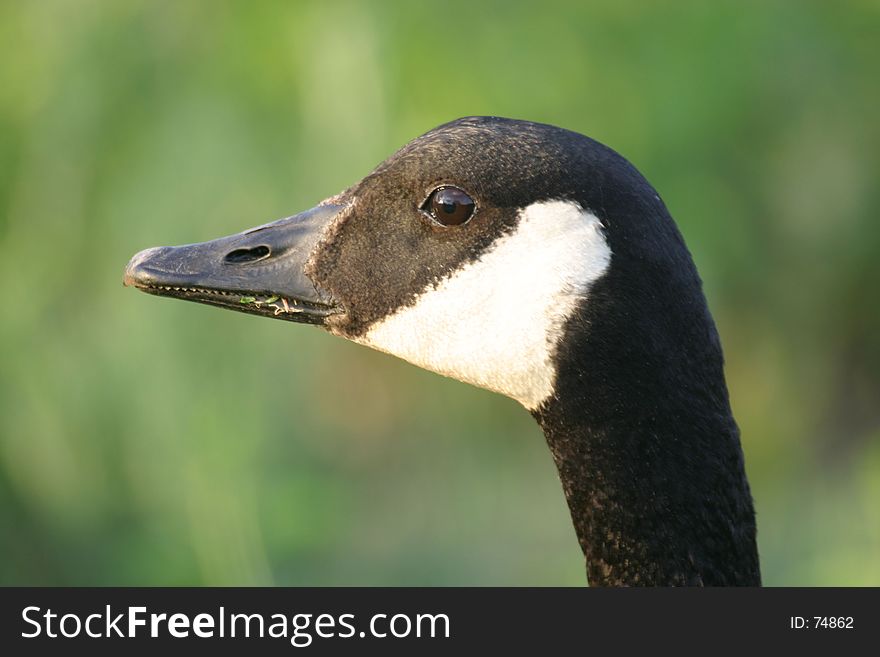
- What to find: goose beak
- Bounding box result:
[123,204,344,325]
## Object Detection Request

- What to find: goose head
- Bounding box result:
[124,116,760,586]
[124,117,621,410]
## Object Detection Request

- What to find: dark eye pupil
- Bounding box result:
[427,186,475,226]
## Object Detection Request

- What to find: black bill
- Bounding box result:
[123,204,344,325]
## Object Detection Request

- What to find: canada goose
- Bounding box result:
[124,116,760,586]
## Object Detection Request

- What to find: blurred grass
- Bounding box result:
[0,0,878,585]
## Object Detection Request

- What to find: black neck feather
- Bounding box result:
[535,388,760,586]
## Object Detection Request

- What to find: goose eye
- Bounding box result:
[424,186,475,226]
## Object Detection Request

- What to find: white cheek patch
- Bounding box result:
[354,200,612,410]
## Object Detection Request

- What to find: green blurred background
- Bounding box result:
[1,0,878,585]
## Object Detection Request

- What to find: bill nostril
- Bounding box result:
[224,245,271,264]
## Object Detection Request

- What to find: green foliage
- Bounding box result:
[0,0,878,585]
